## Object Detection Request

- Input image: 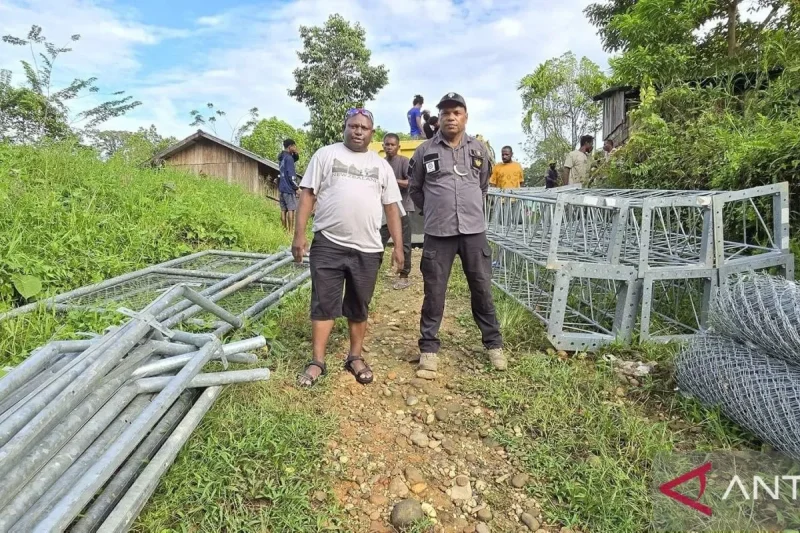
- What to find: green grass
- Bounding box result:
[458,296,758,533]
[0,141,289,364]
[0,141,348,531]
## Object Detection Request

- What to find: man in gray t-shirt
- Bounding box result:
[292,108,404,389]
[379,133,414,290]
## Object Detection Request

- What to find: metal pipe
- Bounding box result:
[98,386,225,533]
[34,339,222,532]
[153,267,288,286]
[132,352,257,379]
[0,324,127,440]
[0,345,58,404]
[0,343,156,509]
[0,285,182,471]
[0,250,211,323]
[179,286,243,328]
[214,270,311,337]
[131,336,264,378]
[155,250,290,323]
[136,368,271,393]
[69,391,196,533]
[161,255,296,328]
[0,356,73,417]
[5,393,152,533]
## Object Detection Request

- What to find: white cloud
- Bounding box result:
[2,0,610,162]
[196,15,225,27]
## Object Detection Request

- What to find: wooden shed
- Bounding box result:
[151,130,286,199]
[592,86,641,147]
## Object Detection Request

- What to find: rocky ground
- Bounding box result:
[319,250,575,533]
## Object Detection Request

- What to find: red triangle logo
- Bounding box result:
[658,462,713,516]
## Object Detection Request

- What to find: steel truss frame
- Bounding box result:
[486,182,792,350]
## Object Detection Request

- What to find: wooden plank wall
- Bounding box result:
[164,139,265,195]
[602,91,627,143]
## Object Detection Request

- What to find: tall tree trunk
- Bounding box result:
[727,0,739,57]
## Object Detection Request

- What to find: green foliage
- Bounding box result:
[588,0,797,85]
[1,25,141,142]
[0,85,73,143]
[518,52,605,174]
[372,125,411,143]
[189,103,260,144]
[240,117,310,174]
[288,14,389,149]
[86,124,177,163]
[0,141,288,320]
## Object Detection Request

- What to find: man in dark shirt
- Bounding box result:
[546,161,559,188]
[379,133,413,289]
[409,92,505,379]
[278,138,300,232]
[423,115,439,139]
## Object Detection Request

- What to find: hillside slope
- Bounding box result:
[0,142,288,362]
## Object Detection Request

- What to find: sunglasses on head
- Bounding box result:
[345,108,374,123]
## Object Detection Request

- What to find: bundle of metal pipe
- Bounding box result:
[0,271,305,532]
[485,183,793,351]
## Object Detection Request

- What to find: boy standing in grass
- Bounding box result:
[292,109,404,388]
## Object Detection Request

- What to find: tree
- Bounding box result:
[518,52,606,169]
[240,117,310,174]
[86,125,176,163]
[189,103,259,144]
[288,14,389,148]
[585,0,796,83]
[372,126,411,143]
[0,84,72,143]
[1,25,141,142]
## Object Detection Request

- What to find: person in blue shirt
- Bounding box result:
[407,95,424,139]
[278,138,301,233]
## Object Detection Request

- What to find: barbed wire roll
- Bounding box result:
[675,334,800,461]
[710,273,800,365]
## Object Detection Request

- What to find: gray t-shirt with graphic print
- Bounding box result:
[300,143,404,254]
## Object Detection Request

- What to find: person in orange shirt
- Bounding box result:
[489,146,525,228]
[489,146,524,189]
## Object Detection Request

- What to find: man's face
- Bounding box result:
[344,114,374,152]
[289,144,298,154]
[550,163,555,170]
[383,137,399,157]
[438,105,467,137]
[604,140,613,152]
[501,148,512,163]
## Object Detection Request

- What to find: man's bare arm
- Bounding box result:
[396,179,409,188]
[384,203,403,245]
[291,188,316,262]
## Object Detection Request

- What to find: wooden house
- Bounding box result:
[151,130,290,200]
[592,86,641,147]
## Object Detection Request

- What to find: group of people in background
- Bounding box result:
[407,95,440,140]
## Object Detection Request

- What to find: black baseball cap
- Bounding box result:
[436,92,467,110]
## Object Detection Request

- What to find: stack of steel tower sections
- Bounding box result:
[485,183,793,350]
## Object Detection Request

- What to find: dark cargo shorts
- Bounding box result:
[280,192,297,211]
[309,232,383,322]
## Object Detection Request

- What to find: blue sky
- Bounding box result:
[1,0,611,161]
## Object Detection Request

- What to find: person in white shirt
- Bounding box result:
[292,108,405,387]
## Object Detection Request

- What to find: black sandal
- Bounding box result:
[297,360,326,388]
[344,354,374,385]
